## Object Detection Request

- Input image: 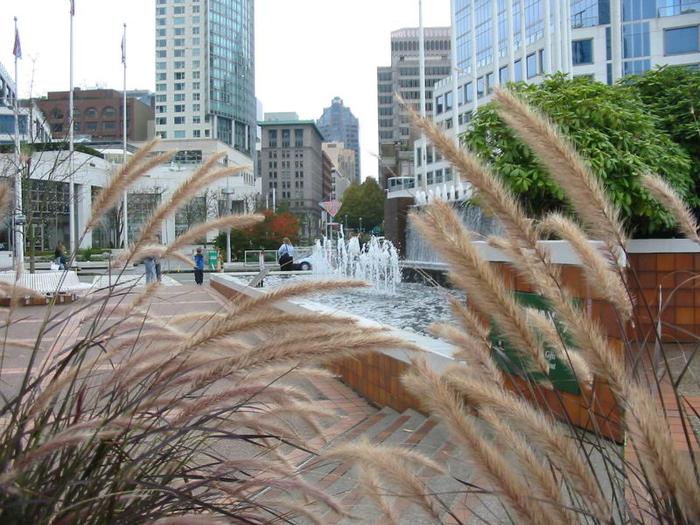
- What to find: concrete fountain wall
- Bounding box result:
[210,237,628,442]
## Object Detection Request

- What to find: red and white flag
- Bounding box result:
[70,0,75,16]
[12,25,21,59]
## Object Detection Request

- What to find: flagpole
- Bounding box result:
[69,1,76,260]
[13,17,24,272]
[122,23,128,248]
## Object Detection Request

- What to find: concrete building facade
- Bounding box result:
[317,97,361,183]
[386,0,700,200]
[322,141,356,197]
[36,89,153,142]
[377,27,452,189]
[259,115,329,238]
[154,0,256,158]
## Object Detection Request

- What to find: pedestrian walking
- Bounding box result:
[143,256,157,284]
[277,237,295,271]
[193,247,204,285]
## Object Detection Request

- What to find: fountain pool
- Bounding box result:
[262,275,463,336]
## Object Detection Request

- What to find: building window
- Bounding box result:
[174,83,185,91]
[499,66,509,84]
[268,129,277,147]
[445,91,453,111]
[156,73,166,81]
[174,49,185,57]
[174,130,186,139]
[175,72,185,80]
[174,27,185,36]
[174,61,185,69]
[486,72,494,94]
[192,82,200,90]
[156,50,166,58]
[282,129,290,147]
[174,93,185,102]
[156,62,166,70]
[436,95,444,114]
[86,122,96,132]
[156,83,166,91]
[156,94,166,102]
[192,104,200,112]
[174,17,185,25]
[157,29,166,37]
[156,105,166,114]
[294,129,304,147]
[665,26,699,55]
[526,53,537,78]
[102,107,116,118]
[623,58,651,75]
[193,116,200,124]
[174,38,185,47]
[173,6,185,14]
[156,117,167,125]
[514,59,523,82]
[103,121,116,130]
[174,116,185,124]
[174,104,185,113]
[192,93,200,101]
[156,39,166,47]
[85,107,97,119]
[623,22,650,58]
[572,39,594,65]
[193,130,201,137]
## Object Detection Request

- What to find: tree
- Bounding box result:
[623,65,700,213]
[337,177,385,232]
[215,209,299,259]
[463,73,694,236]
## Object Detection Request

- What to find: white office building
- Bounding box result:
[386,0,700,200]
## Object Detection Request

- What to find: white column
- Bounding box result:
[507,0,515,82]
[450,0,460,143]
[543,0,552,74]
[520,0,527,79]
[471,0,478,110]
[553,0,561,71]
[611,0,622,82]
[78,183,92,249]
[491,0,500,88]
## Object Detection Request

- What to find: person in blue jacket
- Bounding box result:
[277,237,295,271]
[193,247,204,285]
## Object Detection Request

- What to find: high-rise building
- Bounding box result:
[376,27,452,189]
[154,0,255,156]
[322,142,354,200]
[317,97,361,183]
[386,1,700,199]
[259,114,331,238]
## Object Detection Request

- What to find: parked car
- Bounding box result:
[297,256,312,271]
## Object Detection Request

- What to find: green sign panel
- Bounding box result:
[488,292,582,395]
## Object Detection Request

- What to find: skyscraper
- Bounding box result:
[376,27,452,189]
[317,97,361,184]
[154,0,255,156]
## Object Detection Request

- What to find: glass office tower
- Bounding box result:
[155,0,255,156]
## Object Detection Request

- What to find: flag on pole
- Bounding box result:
[121,31,125,64]
[13,25,21,59]
[70,0,75,16]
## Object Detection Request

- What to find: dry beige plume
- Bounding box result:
[325,438,444,522]
[411,200,549,374]
[493,88,625,251]
[163,213,264,256]
[85,139,175,233]
[442,366,611,520]
[402,96,540,256]
[624,386,700,523]
[539,213,632,320]
[641,172,700,244]
[135,153,247,250]
[402,357,558,525]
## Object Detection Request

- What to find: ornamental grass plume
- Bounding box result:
[0,143,408,525]
[330,87,700,524]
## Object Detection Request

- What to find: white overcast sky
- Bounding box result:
[1,0,450,180]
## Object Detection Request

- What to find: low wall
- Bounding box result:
[211,272,623,442]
